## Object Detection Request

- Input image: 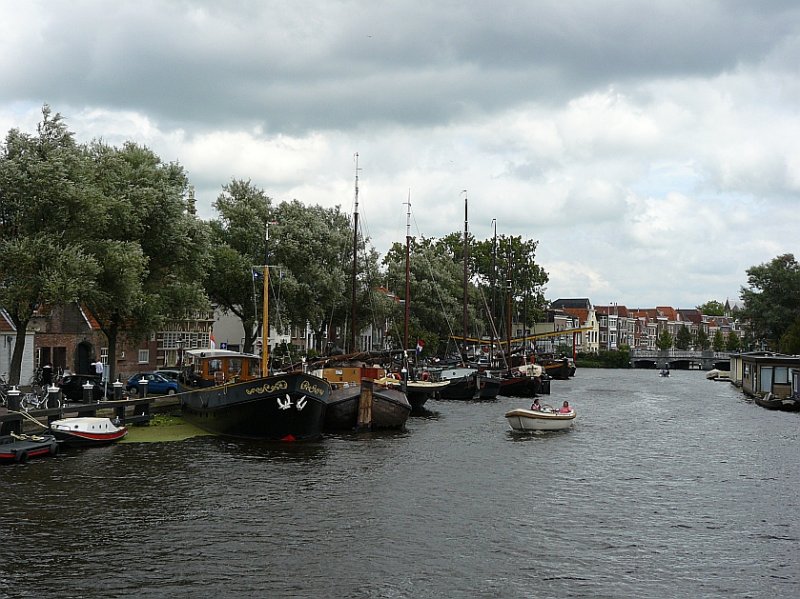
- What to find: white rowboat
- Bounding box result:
[504,407,576,432]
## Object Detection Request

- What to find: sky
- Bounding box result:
[1,0,798,310]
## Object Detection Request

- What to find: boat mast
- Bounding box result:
[404,191,411,354]
[350,153,360,354]
[262,221,273,375]
[490,218,496,367]
[462,190,468,365]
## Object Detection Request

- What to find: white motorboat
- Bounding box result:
[49,417,128,446]
[504,406,576,432]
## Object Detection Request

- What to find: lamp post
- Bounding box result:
[176,339,184,367]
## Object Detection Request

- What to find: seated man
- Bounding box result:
[530,398,542,411]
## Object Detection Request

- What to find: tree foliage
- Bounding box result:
[83,141,209,379]
[656,329,673,350]
[697,300,725,316]
[0,106,100,383]
[740,254,800,349]
[675,324,692,350]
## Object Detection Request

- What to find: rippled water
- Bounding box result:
[2,369,798,598]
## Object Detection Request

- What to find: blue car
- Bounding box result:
[126,372,179,396]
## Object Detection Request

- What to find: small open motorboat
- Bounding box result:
[504,406,576,432]
[0,433,59,463]
[49,417,128,446]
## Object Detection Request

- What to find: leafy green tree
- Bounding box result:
[0,106,101,384]
[740,254,800,349]
[741,329,755,351]
[697,300,725,316]
[726,330,741,352]
[205,179,273,354]
[675,324,692,350]
[779,316,800,354]
[695,328,710,350]
[84,141,209,380]
[271,200,374,354]
[656,329,673,350]
[712,329,726,352]
[383,235,468,354]
[472,234,549,334]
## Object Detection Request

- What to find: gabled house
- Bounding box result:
[550,298,599,354]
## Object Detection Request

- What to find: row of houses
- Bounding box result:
[510,298,745,355]
[0,294,748,383]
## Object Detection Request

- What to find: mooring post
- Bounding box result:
[47,385,60,409]
[357,379,373,430]
[6,387,21,435]
[139,377,148,398]
[113,380,124,401]
[82,381,94,403]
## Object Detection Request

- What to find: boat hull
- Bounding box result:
[0,434,59,463]
[504,408,576,432]
[477,376,502,400]
[49,417,128,446]
[754,394,800,412]
[181,373,330,441]
[324,382,411,430]
[405,380,449,409]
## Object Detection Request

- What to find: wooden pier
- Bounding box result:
[0,394,180,436]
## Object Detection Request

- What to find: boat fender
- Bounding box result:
[15,450,28,464]
[49,442,59,456]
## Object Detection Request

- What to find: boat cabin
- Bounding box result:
[314,366,385,388]
[738,352,800,399]
[181,349,263,387]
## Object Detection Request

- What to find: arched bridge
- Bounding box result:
[630,350,730,371]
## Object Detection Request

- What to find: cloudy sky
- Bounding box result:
[1,0,797,309]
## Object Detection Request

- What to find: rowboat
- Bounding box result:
[504,406,576,432]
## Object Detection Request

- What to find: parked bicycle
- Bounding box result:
[20,387,61,412]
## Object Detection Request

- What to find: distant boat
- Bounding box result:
[49,417,127,447]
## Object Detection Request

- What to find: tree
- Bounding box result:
[0,106,101,384]
[779,316,800,354]
[712,329,726,352]
[675,324,692,350]
[656,329,673,350]
[697,300,725,316]
[740,254,800,349]
[695,328,710,350]
[83,141,209,380]
[726,330,741,352]
[383,235,465,353]
[205,179,273,354]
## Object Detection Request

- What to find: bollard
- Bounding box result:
[82,381,94,403]
[47,384,60,409]
[139,377,148,398]
[113,380,124,401]
[6,387,21,435]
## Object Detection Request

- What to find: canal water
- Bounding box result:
[2,369,798,598]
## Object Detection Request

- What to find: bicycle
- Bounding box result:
[20,387,61,412]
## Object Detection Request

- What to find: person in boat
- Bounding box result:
[558,400,572,414]
[530,398,542,411]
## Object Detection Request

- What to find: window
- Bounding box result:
[138,349,150,364]
[774,366,789,385]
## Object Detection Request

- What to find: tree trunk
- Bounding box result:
[9,318,30,386]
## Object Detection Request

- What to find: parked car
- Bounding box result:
[58,373,113,402]
[126,372,179,396]
[155,369,181,381]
